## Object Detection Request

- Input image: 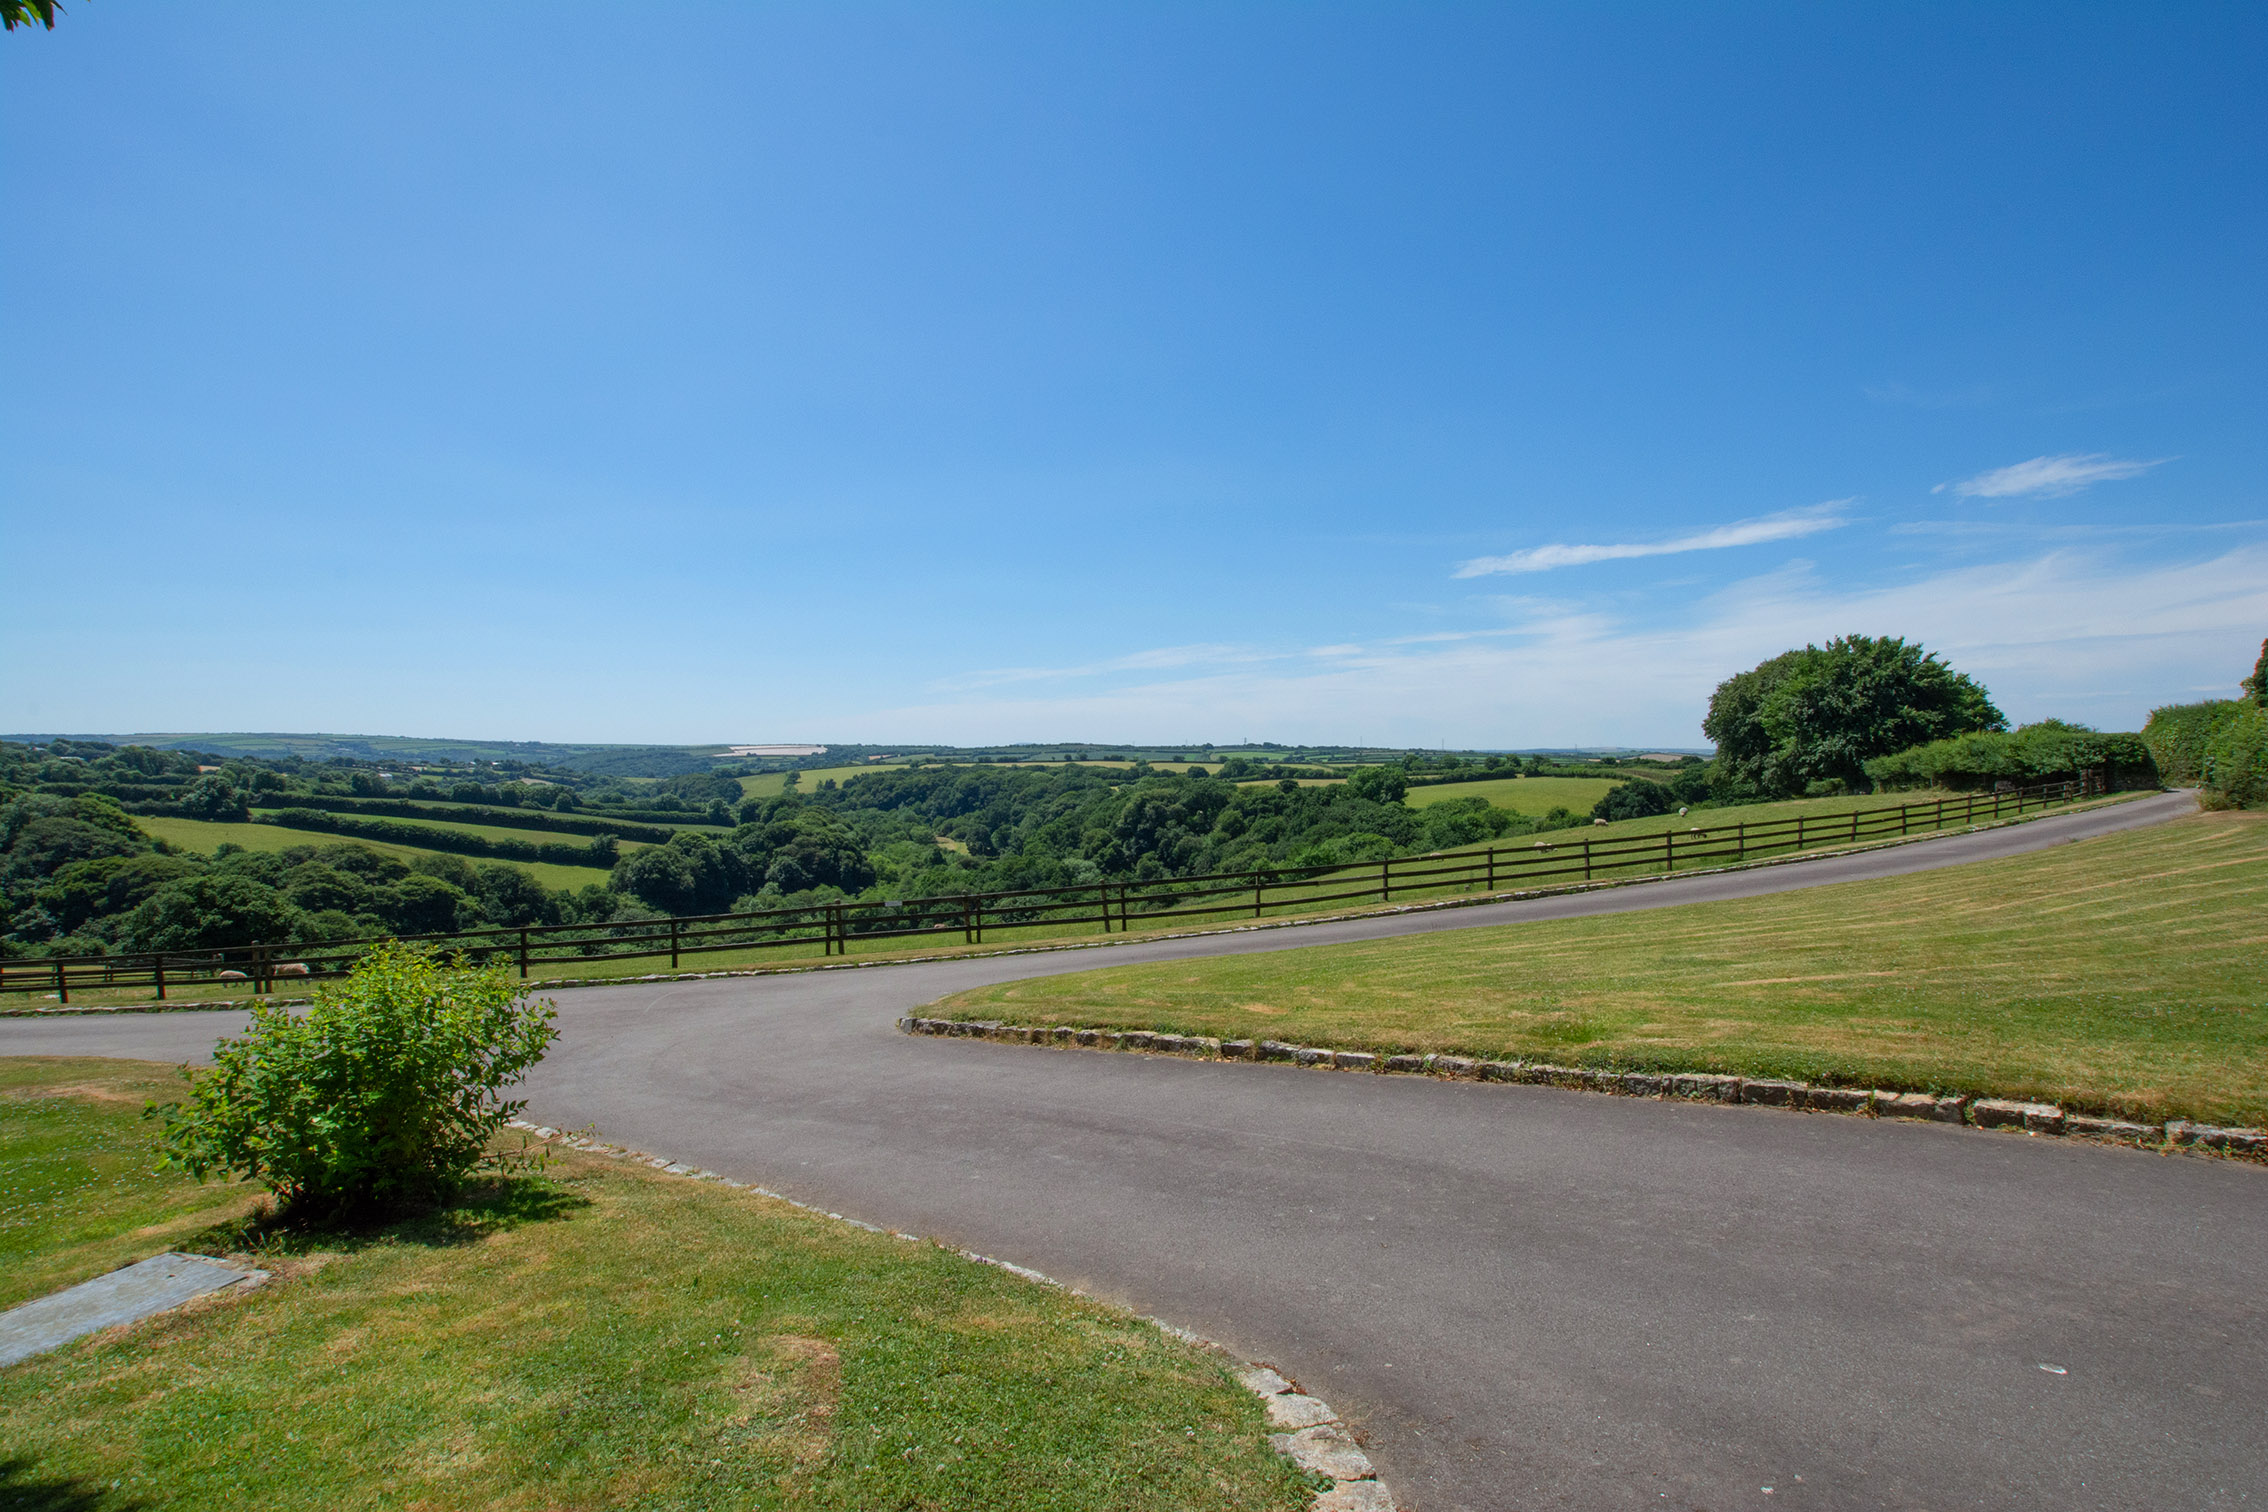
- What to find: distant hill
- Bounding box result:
[5,731,1712,777]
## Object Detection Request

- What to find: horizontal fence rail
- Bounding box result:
[2,780,2100,1003]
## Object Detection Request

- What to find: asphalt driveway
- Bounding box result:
[9,790,2260,1510]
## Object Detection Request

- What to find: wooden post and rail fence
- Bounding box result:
[1,779,2101,1004]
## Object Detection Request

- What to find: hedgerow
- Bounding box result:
[1863,722,2157,793]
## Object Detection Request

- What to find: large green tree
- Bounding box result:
[3,1,70,31]
[2243,636,2268,707]
[1704,635,2004,797]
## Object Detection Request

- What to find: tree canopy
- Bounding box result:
[1703,635,2004,798]
[2,1,70,32]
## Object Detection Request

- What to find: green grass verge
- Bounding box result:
[0,1059,261,1310]
[136,816,620,892]
[0,1058,1318,1512]
[935,810,2268,1128]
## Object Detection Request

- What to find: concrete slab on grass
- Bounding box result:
[0,1253,265,1367]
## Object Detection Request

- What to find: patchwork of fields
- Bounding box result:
[136,816,621,892]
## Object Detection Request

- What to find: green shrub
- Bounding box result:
[2202,704,2268,810]
[1865,722,2158,792]
[2142,700,2246,786]
[153,943,557,1217]
[1591,781,1676,821]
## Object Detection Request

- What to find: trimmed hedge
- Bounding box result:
[254,808,621,868]
[1864,722,2157,793]
[2202,704,2268,810]
[2144,700,2248,787]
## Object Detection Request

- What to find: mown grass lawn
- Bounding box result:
[937,810,2268,1128]
[1,1059,263,1310]
[0,1059,1316,1512]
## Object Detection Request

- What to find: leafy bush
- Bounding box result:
[1864,722,2158,792]
[121,872,305,951]
[153,944,558,1217]
[1591,781,1676,822]
[2202,704,2268,810]
[180,774,250,821]
[2143,700,2247,786]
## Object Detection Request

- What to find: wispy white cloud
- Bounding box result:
[933,642,1269,692]
[842,543,2268,747]
[1452,503,1849,579]
[1936,453,2167,499]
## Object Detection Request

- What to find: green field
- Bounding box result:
[0,1058,1314,1512]
[137,816,618,893]
[298,810,660,854]
[738,764,905,798]
[1405,775,1618,814]
[936,809,2268,1128]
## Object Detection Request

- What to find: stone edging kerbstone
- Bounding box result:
[3,794,2157,1019]
[897,1018,2268,1162]
[501,1119,1399,1511]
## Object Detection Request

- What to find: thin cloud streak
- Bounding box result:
[1937,453,2167,499]
[1452,503,1849,578]
[844,543,2268,747]
[932,642,1271,692]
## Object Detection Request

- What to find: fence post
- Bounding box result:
[1486,847,1497,892]
[1736,820,1745,861]
[972,898,984,944]
[1664,828,1673,873]
[55,955,68,1005]
[1583,839,1593,882]
[669,917,680,970]
[963,897,975,945]
[1254,871,1264,918]
[518,927,529,979]
[1796,815,1806,852]
[154,954,165,1002]
[1849,808,1859,844]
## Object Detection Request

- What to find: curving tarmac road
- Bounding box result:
[9,791,2264,1510]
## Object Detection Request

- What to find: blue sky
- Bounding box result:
[4,3,2262,748]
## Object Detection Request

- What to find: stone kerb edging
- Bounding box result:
[500,1119,1401,1511]
[897,1018,2268,1161]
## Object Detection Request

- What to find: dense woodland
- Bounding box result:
[5,630,2234,961]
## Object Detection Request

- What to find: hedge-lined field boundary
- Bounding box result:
[248,808,622,867]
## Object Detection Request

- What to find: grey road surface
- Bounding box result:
[9,790,2262,1510]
